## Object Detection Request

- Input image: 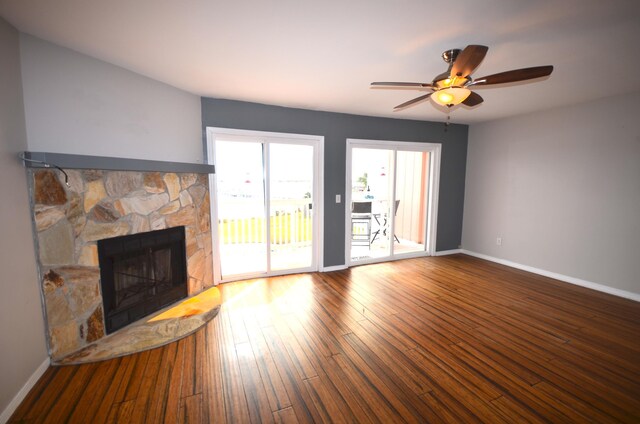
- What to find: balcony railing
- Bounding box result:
[218,199,312,245]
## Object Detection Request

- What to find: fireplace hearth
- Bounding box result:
[98,226,188,334]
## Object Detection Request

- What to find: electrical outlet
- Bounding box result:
[335,194,341,203]
[496,237,502,246]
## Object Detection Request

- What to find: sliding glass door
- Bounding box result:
[269,143,315,271]
[214,140,267,276]
[395,150,431,255]
[350,148,393,260]
[347,139,440,265]
[207,129,322,282]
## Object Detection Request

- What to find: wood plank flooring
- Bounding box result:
[10,254,640,423]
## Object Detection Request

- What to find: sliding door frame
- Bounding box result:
[206,127,324,284]
[345,138,441,267]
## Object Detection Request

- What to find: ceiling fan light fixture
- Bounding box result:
[432,87,471,106]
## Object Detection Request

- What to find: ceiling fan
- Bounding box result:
[371,45,553,112]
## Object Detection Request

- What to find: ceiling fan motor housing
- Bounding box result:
[433,49,465,86]
[441,49,461,64]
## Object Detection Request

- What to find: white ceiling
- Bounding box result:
[2,0,639,124]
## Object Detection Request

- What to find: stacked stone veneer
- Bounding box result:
[29,169,213,360]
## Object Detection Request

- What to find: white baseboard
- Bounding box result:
[320,264,348,272]
[0,357,50,424]
[434,249,462,256]
[460,249,640,302]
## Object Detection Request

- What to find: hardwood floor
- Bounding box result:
[10,254,640,423]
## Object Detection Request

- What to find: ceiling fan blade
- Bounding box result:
[473,65,553,86]
[450,45,488,78]
[394,93,433,110]
[462,91,483,106]
[371,82,432,88]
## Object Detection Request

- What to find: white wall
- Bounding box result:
[0,18,48,418]
[19,34,203,163]
[462,93,640,296]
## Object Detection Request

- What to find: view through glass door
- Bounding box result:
[347,140,440,265]
[208,129,321,282]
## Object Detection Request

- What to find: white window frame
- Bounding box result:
[206,127,324,284]
[345,138,441,267]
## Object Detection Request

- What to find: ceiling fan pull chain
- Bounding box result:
[444,109,451,132]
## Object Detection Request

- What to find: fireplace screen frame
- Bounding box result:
[98,226,188,334]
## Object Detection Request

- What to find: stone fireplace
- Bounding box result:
[28,167,214,360]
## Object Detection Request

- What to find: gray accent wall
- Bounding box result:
[19,34,203,163]
[201,98,468,267]
[0,18,48,415]
[463,93,640,295]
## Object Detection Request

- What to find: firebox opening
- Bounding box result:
[98,226,188,334]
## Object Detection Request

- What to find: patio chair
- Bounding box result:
[371,200,400,244]
[351,201,372,247]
